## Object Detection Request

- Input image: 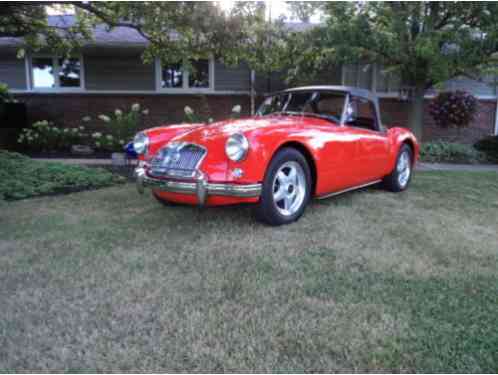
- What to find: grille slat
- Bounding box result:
[149,143,206,178]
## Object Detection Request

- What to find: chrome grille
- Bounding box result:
[149,143,206,178]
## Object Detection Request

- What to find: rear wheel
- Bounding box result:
[383,144,413,192]
[255,148,311,225]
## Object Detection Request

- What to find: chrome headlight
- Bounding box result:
[133,132,149,154]
[225,133,249,161]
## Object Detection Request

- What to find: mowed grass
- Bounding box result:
[0,171,497,372]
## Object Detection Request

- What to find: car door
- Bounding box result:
[343,95,390,184]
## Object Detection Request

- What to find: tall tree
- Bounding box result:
[285,2,498,139]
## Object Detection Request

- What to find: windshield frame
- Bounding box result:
[256,90,349,125]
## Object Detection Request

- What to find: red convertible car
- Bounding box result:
[133,86,418,225]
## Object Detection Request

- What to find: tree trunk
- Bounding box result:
[407,84,426,141]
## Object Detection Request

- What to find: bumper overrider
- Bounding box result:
[134,167,262,205]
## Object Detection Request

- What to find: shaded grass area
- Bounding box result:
[0,150,125,200]
[0,171,497,372]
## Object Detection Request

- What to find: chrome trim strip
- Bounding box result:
[135,168,261,205]
[317,180,382,200]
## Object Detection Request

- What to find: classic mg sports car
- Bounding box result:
[133,86,418,225]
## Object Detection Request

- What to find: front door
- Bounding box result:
[343,95,390,183]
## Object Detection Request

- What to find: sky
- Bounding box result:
[48,1,321,23]
[218,0,321,22]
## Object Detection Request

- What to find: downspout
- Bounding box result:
[495,97,498,135]
[250,70,256,115]
[495,77,498,135]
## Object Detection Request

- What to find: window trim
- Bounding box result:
[343,94,383,132]
[155,57,215,93]
[27,54,85,92]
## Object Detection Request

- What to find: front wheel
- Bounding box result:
[254,148,311,225]
[383,144,413,192]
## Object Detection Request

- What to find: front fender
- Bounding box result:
[225,129,319,185]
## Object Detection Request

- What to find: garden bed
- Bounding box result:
[25,151,113,159]
[0,150,125,200]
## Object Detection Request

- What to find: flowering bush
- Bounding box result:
[183,104,243,123]
[91,103,149,151]
[17,121,87,152]
[429,91,477,129]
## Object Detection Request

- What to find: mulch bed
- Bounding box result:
[25,151,112,159]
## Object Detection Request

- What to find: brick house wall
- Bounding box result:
[380,98,496,144]
[12,93,496,144]
[13,93,252,132]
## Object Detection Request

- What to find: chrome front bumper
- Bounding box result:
[134,167,262,205]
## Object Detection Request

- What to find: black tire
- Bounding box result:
[152,190,179,206]
[383,143,413,192]
[254,147,312,225]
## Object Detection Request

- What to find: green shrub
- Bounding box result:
[0,82,15,103]
[420,141,485,164]
[0,150,125,200]
[474,136,498,163]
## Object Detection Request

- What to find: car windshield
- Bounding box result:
[256,90,347,123]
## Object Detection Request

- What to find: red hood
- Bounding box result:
[169,115,335,144]
[142,115,337,161]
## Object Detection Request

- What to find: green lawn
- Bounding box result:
[0,171,497,372]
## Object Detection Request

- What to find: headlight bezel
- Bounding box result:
[225,133,249,162]
[133,132,149,155]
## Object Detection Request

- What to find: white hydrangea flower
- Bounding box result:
[95,141,101,147]
[119,140,125,145]
[142,109,149,115]
[82,116,91,122]
[232,104,242,113]
[184,106,194,115]
[63,128,69,133]
[131,103,140,112]
[115,109,123,117]
[98,114,111,123]
[208,118,214,123]
[92,132,102,139]
[106,135,113,140]
[79,126,85,131]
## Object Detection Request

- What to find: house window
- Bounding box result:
[58,58,82,87]
[32,58,55,88]
[342,64,373,90]
[30,56,84,90]
[161,62,183,88]
[156,58,213,91]
[189,59,210,88]
[376,65,401,94]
